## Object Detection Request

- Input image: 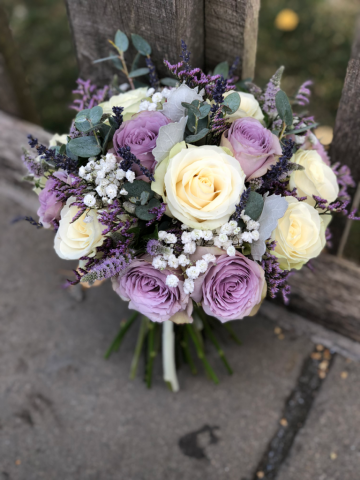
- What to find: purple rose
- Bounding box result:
[192,249,266,322]
[112,257,193,323]
[113,111,171,178]
[220,117,282,180]
[37,171,67,228]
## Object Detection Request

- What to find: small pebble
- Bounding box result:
[256,472,265,479]
[274,327,282,335]
[318,370,327,379]
[341,371,348,379]
[278,334,285,340]
[311,352,322,360]
[316,344,325,352]
[323,349,331,360]
[280,418,288,427]
[330,452,337,460]
[319,360,329,371]
[15,459,21,466]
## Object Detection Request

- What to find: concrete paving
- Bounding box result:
[0,195,314,480]
[277,354,360,480]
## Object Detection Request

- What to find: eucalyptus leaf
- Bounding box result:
[223,92,240,114]
[59,144,66,155]
[123,180,154,205]
[286,123,319,135]
[93,55,119,64]
[199,103,211,119]
[89,106,103,125]
[128,67,150,78]
[68,136,101,158]
[131,33,151,56]
[181,101,200,117]
[153,116,188,163]
[185,128,209,143]
[160,77,178,87]
[275,90,293,127]
[135,198,160,221]
[214,61,229,78]
[75,109,91,123]
[66,143,78,161]
[75,120,91,132]
[251,195,288,261]
[115,30,129,52]
[244,191,264,220]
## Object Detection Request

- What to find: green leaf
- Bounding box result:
[128,67,150,78]
[75,108,91,122]
[115,30,129,52]
[131,33,151,56]
[214,61,229,78]
[185,128,209,143]
[59,144,66,155]
[75,120,91,132]
[68,136,101,158]
[223,92,240,114]
[123,180,154,205]
[93,55,119,64]
[275,90,293,127]
[89,106,103,125]
[160,77,178,87]
[286,123,319,135]
[199,103,211,119]
[135,198,160,221]
[244,191,264,220]
[100,125,115,154]
[66,143,78,161]
[111,54,124,72]
[181,101,200,118]
[109,116,119,128]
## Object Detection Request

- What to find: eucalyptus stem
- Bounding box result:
[197,308,233,375]
[104,311,138,359]
[146,322,157,388]
[119,53,135,90]
[129,317,148,379]
[180,328,197,375]
[186,324,219,384]
[279,121,286,140]
[162,321,179,392]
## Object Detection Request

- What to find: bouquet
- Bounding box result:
[21,31,358,391]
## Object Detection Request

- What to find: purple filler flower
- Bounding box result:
[113,111,171,178]
[37,171,68,228]
[221,117,282,180]
[192,250,265,322]
[112,257,193,323]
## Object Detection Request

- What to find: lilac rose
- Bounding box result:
[191,249,266,322]
[220,117,282,180]
[37,171,68,228]
[112,257,193,323]
[113,111,171,178]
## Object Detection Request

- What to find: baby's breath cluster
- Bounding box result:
[78,152,134,208]
[139,87,172,112]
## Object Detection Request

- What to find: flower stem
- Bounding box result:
[119,53,135,90]
[186,324,219,384]
[223,323,242,346]
[162,321,180,392]
[104,311,138,359]
[146,322,157,388]
[180,328,197,375]
[196,308,233,375]
[129,316,149,379]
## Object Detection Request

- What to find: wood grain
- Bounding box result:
[205,0,260,79]
[65,0,204,84]
[282,253,360,342]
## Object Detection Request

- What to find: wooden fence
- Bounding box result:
[0,0,359,341]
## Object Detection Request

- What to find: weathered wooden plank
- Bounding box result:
[281,253,360,343]
[205,0,260,79]
[328,19,360,252]
[65,0,204,84]
[0,5,39,123]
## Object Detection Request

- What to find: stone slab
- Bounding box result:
[0,195,313,480]
[277,354,360,480]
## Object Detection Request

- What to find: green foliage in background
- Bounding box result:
[3,0,77,133]
[256,0,357,127]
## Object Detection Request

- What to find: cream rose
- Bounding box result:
[272,196,330,270]
[99,87,148,121]
[223,91,264,123]
[152,143,246,230]
[289,149,338,206]
[54,197,104,260]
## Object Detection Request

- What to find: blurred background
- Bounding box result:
[1,0,359,259]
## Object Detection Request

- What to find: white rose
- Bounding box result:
[223,91,264,123]
[49,133,68,146]
[152,142,246,230]
[272,196,330,270]
[54,197,104,260]
[289,149,339,206]
[99,87,148,121]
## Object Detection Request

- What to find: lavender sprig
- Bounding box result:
[11,216,43,229]
[70,78,109,112]
[145,57,159,89]
[262,240,291,304]
[146,202,166,227]
[261,66,284,117]
[117,146,155,181]
[232,187,251,221]
[27,135,78,174]
[294,80,312,106]
[112,106,124,128]
[179,40,191,72]
[80,254,131,284]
